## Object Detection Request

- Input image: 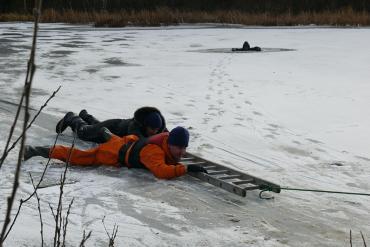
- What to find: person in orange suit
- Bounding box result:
[24,126,207,179]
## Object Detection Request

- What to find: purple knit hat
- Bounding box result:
[168,126,189,147]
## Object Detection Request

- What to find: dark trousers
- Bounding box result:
[77,119,127,143]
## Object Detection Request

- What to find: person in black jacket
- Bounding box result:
[232,41,261,52]
[55,106,167,143]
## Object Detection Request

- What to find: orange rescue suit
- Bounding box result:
[50,133,187,179]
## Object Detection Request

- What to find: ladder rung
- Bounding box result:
[208,170,230,175]
[232,179,254,185]
[217,174,242,180]
[189,172,246,197]
[182,161,207,165]
[243,185,260,191]
[203,165,217,169]
[184,153,281,196]
[181,157,195,161]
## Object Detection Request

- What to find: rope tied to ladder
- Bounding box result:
[258,184,370,200]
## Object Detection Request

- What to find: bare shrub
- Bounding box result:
[2,8,370,26]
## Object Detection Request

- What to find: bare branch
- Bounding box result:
[0,96,25,168]
[30,173,44,247]
[23,132,61,202]
[62,198,74,247]
[49,203,56,221]
[361,231,367,247]
[79,230,92,247]
[102,216,119,247]
[350,230,352,247]
[110,224,118,247]
[3,132,61,241]
[54,133,77,247]
[102,216,109,238]
[0,0,43,245]
[0,86,61,168]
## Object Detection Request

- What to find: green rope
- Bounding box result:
[259,184,370,198]
[279,187,370,196]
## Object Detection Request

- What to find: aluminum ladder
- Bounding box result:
[182,153,281,197]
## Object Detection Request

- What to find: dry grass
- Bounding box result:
[1,8,370,26]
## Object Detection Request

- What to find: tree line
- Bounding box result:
[1,0,370,14]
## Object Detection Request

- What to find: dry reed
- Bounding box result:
[1,8,370,26]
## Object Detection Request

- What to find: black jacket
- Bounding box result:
[131,106,167,137]
[77,106,167,143]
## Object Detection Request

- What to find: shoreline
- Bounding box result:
[1,22,370,30]
[1,9,370,27]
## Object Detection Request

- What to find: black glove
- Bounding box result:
[187,165,208,173]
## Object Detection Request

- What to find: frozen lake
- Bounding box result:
[1,23,370,246]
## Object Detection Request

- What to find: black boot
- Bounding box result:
[76,126,112,143]
[55,112,75,133]
[24,145,50,161]
[79,109,100,125]
[69,115,88,133]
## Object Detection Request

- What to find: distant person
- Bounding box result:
[232,41,261,52]
[55,106,167,143]
[24,126,208,179]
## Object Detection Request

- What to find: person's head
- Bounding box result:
[168,126,189,162]
[242,41,250,50]
[144,112,162,136]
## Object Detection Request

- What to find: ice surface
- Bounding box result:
[1,23,370,246]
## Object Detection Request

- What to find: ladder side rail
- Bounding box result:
[186,153,280,192]
[188,172,247,197]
